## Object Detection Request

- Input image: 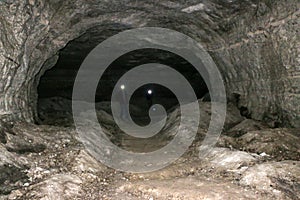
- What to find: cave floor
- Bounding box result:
[0,98,299,200]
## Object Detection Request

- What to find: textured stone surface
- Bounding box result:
[240,161,300,199]
[203,147,257,171]
[0,102,300,199]
[226,119,270,137]
[0,0,299,127]
[227,128,300,161]
[117,176,264,200]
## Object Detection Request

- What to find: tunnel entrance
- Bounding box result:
[37,27,209,127]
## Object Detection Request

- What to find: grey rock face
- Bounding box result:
[240,161,300,199]
[0,0,299,127]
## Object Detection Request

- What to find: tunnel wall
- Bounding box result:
[0,0,299,127]
[209,1,300,127]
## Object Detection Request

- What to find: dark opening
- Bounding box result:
[37,28,209,127]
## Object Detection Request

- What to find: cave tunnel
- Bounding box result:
[37,25,209,126]
[0,0,299,199]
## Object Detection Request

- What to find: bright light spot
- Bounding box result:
[120,85,125,90]
[148,90,153,95]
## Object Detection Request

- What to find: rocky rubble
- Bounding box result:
[0,99,299,199]
[221,128,300,161]
[240,161,300,199]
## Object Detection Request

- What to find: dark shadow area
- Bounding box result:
[37,28,209,126]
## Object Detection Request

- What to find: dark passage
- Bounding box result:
[37,27,209,125]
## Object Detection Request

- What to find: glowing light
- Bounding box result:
[147,90,152,95]
[120,85,125,90]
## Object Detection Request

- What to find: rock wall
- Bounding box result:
[210,1,300,127]
[0,0,299,127]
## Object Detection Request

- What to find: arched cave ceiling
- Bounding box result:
[0,0,299,127]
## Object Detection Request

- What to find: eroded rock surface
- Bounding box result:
[224,128,300,161]
[240,161,300,199]
[0,102,299,199]
[0,0,299,127]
